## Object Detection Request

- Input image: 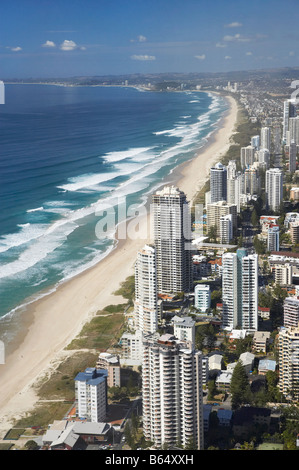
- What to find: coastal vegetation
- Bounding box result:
[10,283,133,431]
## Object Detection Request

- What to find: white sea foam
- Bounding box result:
[0,221,79,280]
[103,146,155,163]
[0,223,49,253]
[26,206,44,213]
[57,171,121,192]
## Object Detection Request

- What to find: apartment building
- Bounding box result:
[142,333,204,449]
[194,284,211,313]
[206,200,237,237]
[222,249,258,332]
[283,297,299,328]
[278,324,299,401]
[75,368,108,423]
[172,315,196,346]
[134,244,158,334]
[152,186,193,294]
[265,168,283,212]
[210,162,227,203]
[240,145,255,169]
[96,353,121,388]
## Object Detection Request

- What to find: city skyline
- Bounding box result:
[1,0,299,78]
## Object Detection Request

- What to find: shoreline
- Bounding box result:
[0,93,239,437]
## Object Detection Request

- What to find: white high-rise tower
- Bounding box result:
[142,334,204,449]
[152,186,193,294]
[265,168,283,212]
[261,127,271,152]
[222,248,258,332]
[134,244,158,334]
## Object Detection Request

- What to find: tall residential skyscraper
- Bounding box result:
[265,168,283,212]
[241,145,255,169]
[278,324,299,401]
[206,200,237,237]
[283,99,297,142]
[152,186,192,294]
[134,244,158,335]
[227,170,243,213]
[222,252,238,329]
[210,162,227,203]
[261,127,271,152]
[220,214,233,244]
[227,160,237,206]
[244,164,260,197]
[142,334,204,449]
[258,148,270,169]
[251,135,260,149]
[267,226,280,252]
[240,250,259,332]
[289,140,297,173]
[289,116,299,144]
[222,248,258,332]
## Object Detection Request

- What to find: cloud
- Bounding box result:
[246,51,253,56]
[223,34,241,42]
[289,51,295,56]
[130,35,147,43]
[216,42,227,48]
[8,46,22,52]
[42,40,56,48]
[60,40,79,51]
[131,54,156,61]
[137,35,147,42]
[225,55,232,60]
[225,22,243,28]
[195,54,206,60]
[223,33,251,43]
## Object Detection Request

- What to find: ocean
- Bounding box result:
[0,83,228,328]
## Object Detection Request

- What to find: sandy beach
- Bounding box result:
[0,93,238,437]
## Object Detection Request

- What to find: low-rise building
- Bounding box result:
[252,331,271,353]
[96,352,121,388]
[43,421,112,450]
[217,409,233,427]
[215,371,232,392]
[172,315,196,346]
[194,284,211,313]
[258,359,276,375]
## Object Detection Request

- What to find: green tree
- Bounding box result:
[251,208,259,227]
[207,379,217,401]
[253,235,266,255]
[208,225,217,243]
[230,361,251,409]
[184,436,197,450]
[24,440,39,450]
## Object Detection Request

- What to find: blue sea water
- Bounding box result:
[0,84,228,322]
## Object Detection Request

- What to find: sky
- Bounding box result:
[0,0,299,78]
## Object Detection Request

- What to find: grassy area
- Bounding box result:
[14,402,72,429]
[11,295,130,430]
[66,310,125,350]
[113,275,135,305]
[3,428,25,440]
[37,351,100,401]
[0,443,14,450]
